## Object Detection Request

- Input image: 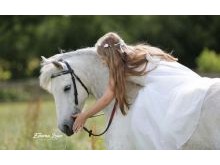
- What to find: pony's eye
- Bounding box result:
[64,85,71,92]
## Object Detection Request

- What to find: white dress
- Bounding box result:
[129,54,220,149]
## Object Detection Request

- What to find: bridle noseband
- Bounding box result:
[51,60,117,137]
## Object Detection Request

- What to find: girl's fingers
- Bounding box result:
[75,126,81,133]
[72,113,85,133]
[73,119,80,130]
[73,123,78,132]
[73,123,81,132]
[74,125,83,133]
[74,126,78,133]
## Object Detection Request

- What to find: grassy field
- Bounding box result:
[0,99,106,150]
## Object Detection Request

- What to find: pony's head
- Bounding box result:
[39,55,90,136]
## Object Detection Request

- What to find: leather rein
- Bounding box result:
[51,60,117,137]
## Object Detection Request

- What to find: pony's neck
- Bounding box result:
[84,57,108,99]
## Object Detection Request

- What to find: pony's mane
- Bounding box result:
[39,47,96,92]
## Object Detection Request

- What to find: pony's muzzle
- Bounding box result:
[63,124,74,136]
[60,119,74,136]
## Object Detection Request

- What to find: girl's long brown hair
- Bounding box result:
[95,32,177,115]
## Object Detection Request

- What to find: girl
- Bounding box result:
[72,32,218,148]
[72,32,177,130]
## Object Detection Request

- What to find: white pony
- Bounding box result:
[40,47,220,149]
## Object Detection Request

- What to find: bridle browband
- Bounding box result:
[51,60,117,137]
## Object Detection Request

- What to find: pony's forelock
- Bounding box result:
[39,63,57,93]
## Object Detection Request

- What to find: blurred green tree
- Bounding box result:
[0,16,220,80]
[196,48,220,73]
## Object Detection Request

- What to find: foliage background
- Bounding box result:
[0,16,220,80]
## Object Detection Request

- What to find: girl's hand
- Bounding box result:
[72,113,88,133]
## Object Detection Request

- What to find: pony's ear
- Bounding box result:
[41,56,51,65]
[41,56,48,62]
[52,61,64,70]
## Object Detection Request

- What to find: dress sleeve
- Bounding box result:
[145,54,160,72]
[127,75,146,86]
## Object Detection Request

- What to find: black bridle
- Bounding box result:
[51,60,117,137]
[51,61,89,105]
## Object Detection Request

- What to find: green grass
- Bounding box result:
[0,99,106,150]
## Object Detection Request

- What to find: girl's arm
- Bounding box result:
[72,76,115,132]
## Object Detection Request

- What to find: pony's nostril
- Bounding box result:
[63,124,69,132]
[63,124,74,136]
